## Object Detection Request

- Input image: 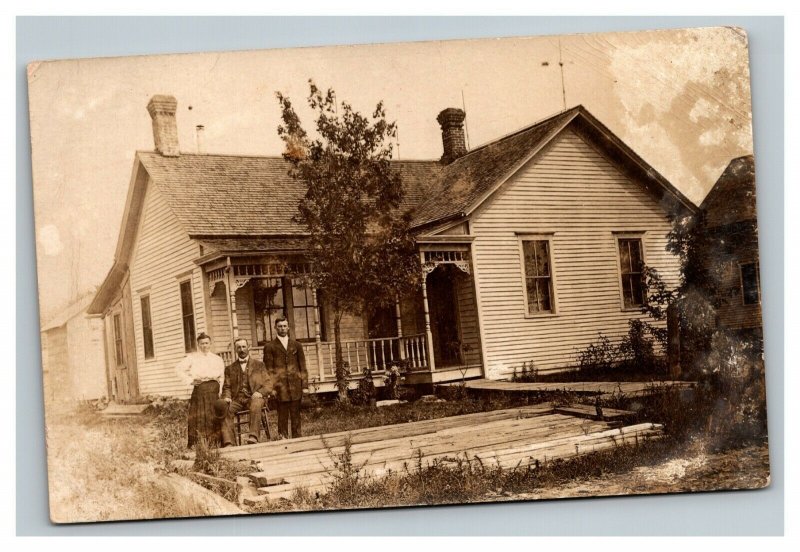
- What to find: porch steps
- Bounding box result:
[99,403,150,417]
[218,404,664,503]
[442,379,695,398]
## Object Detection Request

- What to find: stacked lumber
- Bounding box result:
[220,405,663,502]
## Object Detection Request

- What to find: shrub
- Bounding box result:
[350,365,377,406]
[573,320,667,381]
[617,319,666,375]
[382,360,408,400]
[575,333,618,376]
[698,330,767,447]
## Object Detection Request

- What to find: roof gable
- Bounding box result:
[410,105,696,230]
[42,293,97,332]
[699,155,756,227]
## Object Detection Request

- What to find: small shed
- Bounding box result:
[41,294,109,404]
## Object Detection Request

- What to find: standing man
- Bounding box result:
[217,337,271,446]
[263,316,308,439]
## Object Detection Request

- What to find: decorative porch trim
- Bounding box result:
[421,249,471,275]
[234,277,251,291]
[208,267,226,289]
[232,262,311,277]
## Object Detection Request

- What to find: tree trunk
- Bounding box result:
[667,303,681,379]
[333,310,349,403]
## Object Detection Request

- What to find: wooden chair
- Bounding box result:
[233,405,274,445]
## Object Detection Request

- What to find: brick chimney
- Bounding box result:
[147,95,179,157]
[437,107,467,164]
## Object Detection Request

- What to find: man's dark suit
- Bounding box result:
[220,356,270,445]
[263,337,308,438]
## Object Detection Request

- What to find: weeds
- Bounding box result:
[511,361,540,383]
[324,436,371,503]
[255,436,677,513]
[548,389,581,408]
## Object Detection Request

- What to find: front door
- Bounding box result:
[110,307,132,401]
[427,265,461,367]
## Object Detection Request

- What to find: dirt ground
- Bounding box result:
[503,440,770,502]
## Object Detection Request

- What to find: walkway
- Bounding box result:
[445,378,695,398]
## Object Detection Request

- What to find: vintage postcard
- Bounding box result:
[29,26,769,524]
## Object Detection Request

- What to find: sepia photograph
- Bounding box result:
[27,25,770,524]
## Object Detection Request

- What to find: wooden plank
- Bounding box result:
[453,379,693,395]
[247,413,572,466]
[249,417,612,483]
[555,405,634,420]
[218,404,555,460]
[251,423,664,498]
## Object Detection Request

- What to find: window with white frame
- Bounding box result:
[140,295,155,359]
[521,239,554,314]
[617,237,645,309]
[179,280,196,353]
[252,277,320,344]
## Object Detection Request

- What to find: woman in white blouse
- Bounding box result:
[175,332,225,448]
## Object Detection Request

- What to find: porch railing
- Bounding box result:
[320,333,428,378]
[218,333,428,381]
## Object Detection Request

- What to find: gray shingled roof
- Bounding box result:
[41,293,96,332]
[140,106,687,237]
[138,108,581,236]
[409,107,580,228]
[138,152,443,236]
[198,236,310,254]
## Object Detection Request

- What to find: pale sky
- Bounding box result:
[28,27,753,321]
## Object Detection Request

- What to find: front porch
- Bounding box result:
[201,244,484,391]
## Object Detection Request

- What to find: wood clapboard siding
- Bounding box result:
[715,251,762,331]
[470,130,680,379]
[43,327,68,404]
[235,284,256,349]
[210,284,232,353]
[66,315,107,400]
[128,180,208,399]
[400,294,422,336]
[455,273,482,366]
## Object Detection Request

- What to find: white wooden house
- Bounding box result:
[87,95,694,401]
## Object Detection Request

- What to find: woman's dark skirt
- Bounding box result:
[187,380,221,449]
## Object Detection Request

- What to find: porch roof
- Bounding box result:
[195,236,311,264]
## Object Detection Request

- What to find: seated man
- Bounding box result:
[217,337,271,446]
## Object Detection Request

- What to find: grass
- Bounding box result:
[45,402,189,522]
[46,372,769,520]
[298,393,528,436]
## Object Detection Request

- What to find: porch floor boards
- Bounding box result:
[220,404,664,501]
[444,378,695,397]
